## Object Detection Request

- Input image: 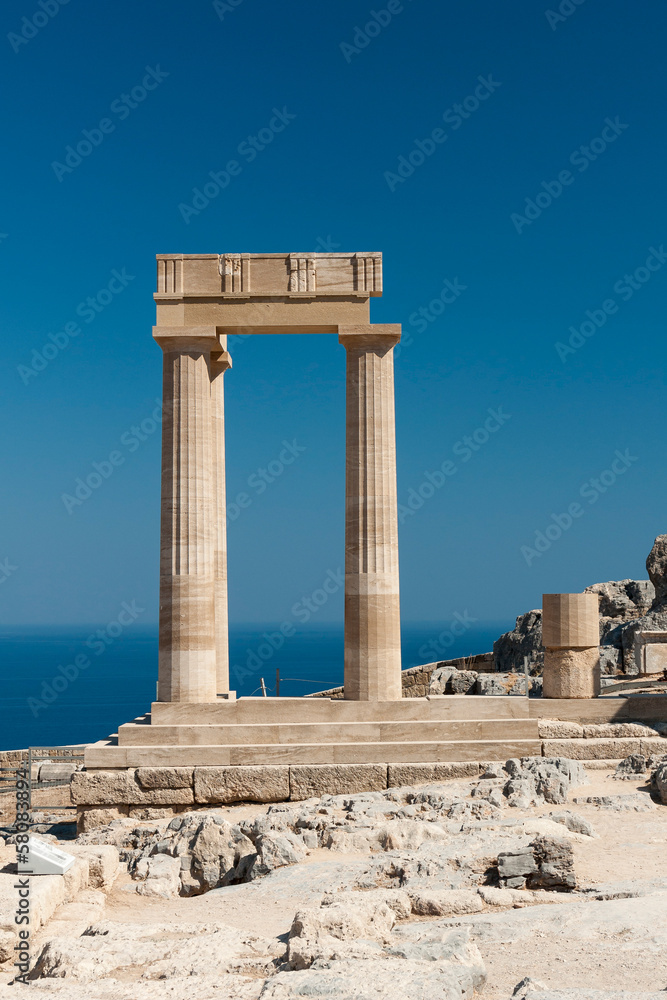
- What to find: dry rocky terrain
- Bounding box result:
[1,754,667,999]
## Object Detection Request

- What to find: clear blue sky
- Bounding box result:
[1,0,665,628]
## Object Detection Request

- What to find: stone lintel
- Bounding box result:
[156,251,382,299]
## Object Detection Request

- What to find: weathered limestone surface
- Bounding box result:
[71,770,130,806]
[543,738,645,760]
[290,763,387,800]
[538,721,584,739]
[135,766,194,790]
[388,762,480,786]
[195,765,290,804]
[543,647,601,699]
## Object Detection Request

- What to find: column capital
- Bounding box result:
[338,323,401,351]
[153,326,220,352]
[211,349,232,372]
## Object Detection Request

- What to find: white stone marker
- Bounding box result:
[20,837,75,875]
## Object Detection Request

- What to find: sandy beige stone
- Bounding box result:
[290,764,387,800]
[156,329,219,704]
[194,765,290,804]
[76,806,128,832]
[542,592,599,647]
[127,770,194,806]
[387,762,480,786]
[543,647,601,699]
[70,770,130,806]
[640,736,667,755]
[135,766,194,790]
[408,889,483,916]
[69,846,120,890]
[542,737,643,759]
[340,326,402,702]
[582,723,658,739]
[538,720,584,739]
[211,347,231,696]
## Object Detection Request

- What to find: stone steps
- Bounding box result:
[88,736,543,767]
[149,695,533,726]
[117,717,539,747]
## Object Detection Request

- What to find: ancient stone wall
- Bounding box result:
[307,652,495,699]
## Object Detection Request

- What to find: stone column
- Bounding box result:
[211,345,232,696]
[154,327,218,703]
[542,592,600,698]
[339,325,402,701]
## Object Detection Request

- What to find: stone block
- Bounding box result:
[542,592,599,647]
[76,806,128,833]
[476,673,526,697]
[135,767,194,790]
[38,762,78,783]
[646,643,667,673]
[538,720,584,739]
[70,770,129,806]
[582,723,657,739]
[290,764,387,800]
[195,765,290,804]
[72,846,120,890]
[542,738,643,760]
[543,646,600,699]
[408,889,483,916]
[640,736,667,756]
[387,762,479,787]
[127,770,194,806]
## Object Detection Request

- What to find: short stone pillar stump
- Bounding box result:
[542,592,600,699]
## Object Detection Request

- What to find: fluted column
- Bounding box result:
[154,327,218,703]
[211,345,232,695]
[339,324,402,701]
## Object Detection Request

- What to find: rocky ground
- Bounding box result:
[1,756,667,999]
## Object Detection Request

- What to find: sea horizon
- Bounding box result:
[0,619,513,752]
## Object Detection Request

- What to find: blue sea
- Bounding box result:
[0,621,511,751]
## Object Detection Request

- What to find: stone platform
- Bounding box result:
[69,693,667,828]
